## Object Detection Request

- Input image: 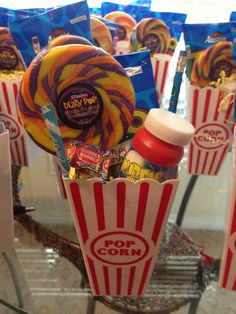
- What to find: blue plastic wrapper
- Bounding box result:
[183,22,236,80]
[9,1,92,67]
[230,11,236,21]
[183,22,236,53]
[0,7,51,26]
[114,50,158,138]
[101,2,186,42]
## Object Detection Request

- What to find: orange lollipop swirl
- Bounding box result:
[17,44,135,154]
[104,11,136,40]
[0,27,25,71]
[90,17,113,54]
[48,34,93,48]
[191,41,236,87]
[132,18,170,55]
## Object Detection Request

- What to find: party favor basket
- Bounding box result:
[0,78,42,166]
[63,177,179,296]
[186,82,235,176]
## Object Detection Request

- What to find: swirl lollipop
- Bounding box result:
[90,17,113,54]
[191,41,236,87]
[104,11,136,41]
[17,44,135,154]
[130,18,171,55]
[0,27,25,71]
[48,34,93,48]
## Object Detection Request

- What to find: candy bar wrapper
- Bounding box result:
[63,177,179,296]
[9,1,92,67]
[151,54,171,105]
[186,81,234,176]
[0,78,42,166]
[0,126,14,252]
[114,51,158,136]
[218,131,236,290]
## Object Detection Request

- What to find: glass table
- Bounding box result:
[2,164,220,314]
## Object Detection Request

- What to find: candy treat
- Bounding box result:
[0,27,25,71]
[191,41,236,88]
[90,17,113,54]
[17,44,135,154]
[48,34,93,48]
[131,18,171,55]
[104,11,136,41]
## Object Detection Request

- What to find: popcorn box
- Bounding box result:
[186,83,234,176]
[151,54,171,105]
[0,127,14,252]
[64,177,179,296]
[0,79,42,166]
[218,140,236,290]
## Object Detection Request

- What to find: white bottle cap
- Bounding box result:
[144,108,195,146]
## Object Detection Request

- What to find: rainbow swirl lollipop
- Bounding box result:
[17,44,135,154]
[104,11,136,41]
[48,34,93,48]
[131,18,171,55]
[191,41,236,87]
[0,27,25,71]
[90,17,113,54]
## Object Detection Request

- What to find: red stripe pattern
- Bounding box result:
[0,81,28,166]
[152,57,170,105]
[65,178,179,296]
[187,84,234,175]
[219,193,236,290]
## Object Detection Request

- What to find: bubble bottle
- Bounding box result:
[120,108,195,182]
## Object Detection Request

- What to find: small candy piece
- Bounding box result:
[191,41,236,87]
[17,44,135,154]
[131,18,171,55]
[104,11,136,41]
[48,34,93,48]
[90,17,113,54]
[67,142,111,181]
[0,27,25,71]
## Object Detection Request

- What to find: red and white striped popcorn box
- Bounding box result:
[64,177,179,296]
[151,54,171,105]
[0,79,42,166]
[0,127,14,252]
[218,134,236,290]
[186,82,234,176]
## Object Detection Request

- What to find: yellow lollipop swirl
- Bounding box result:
[131,18,171,55]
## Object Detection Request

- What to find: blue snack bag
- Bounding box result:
[0,7,52,26]
[183,22,236,81]
[114,50,158,137]
[102,3,186,55]
[102,2,186,38]
[230,12,236,21]
[9,1,92,67]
